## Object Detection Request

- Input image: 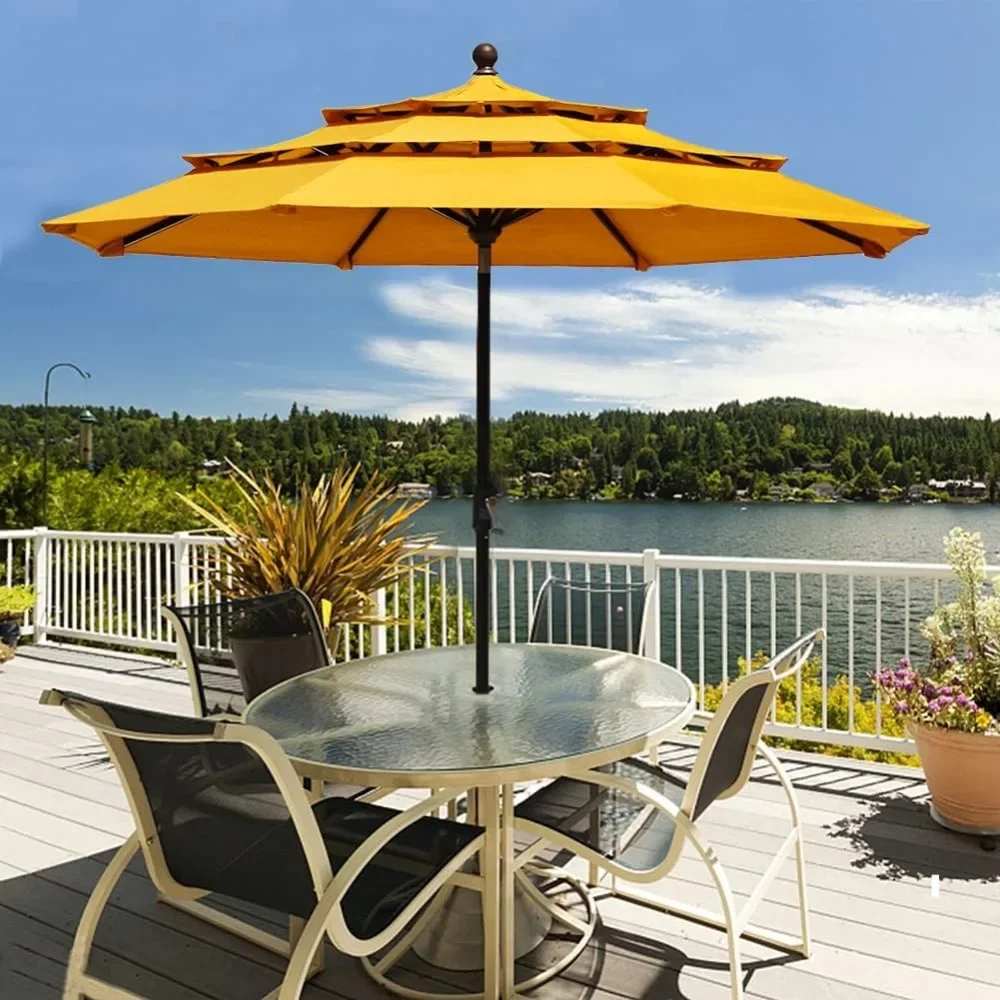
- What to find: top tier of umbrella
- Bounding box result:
[42,43,926,268]
[43,43,928,695]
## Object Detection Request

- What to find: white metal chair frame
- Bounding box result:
[41,689,485,1000]
[514,629,823,1000]
[528,575,657,655]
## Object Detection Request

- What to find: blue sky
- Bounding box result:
[2,0,999,420]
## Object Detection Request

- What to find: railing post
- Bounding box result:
[32,527,50,645]
[642,548,661,661]
[372,587,388,657]
[172,532,192,611]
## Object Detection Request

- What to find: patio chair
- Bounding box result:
[161,588,331,719]
[513,629,823,1000]
[40,688,486,1000]
[529,576,656,655]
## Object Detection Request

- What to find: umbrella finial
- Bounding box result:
[472,42,498,75]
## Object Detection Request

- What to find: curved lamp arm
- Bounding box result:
[42,362,91,525]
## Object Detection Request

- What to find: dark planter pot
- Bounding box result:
[0,619,21,649]
[230,633,321,702]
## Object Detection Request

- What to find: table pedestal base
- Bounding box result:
[412,875,553,971]
[362,864,597,999]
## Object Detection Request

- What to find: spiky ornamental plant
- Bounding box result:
[179,461,434,647]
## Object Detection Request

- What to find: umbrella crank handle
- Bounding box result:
[473,496,503,536]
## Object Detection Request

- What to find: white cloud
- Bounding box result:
[381,277,686,339]
[365,337,687,407]
[371,276,1000,417]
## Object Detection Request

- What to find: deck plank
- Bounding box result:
[3,648,998,1000]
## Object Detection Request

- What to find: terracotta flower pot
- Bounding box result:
[908,721,1000,834]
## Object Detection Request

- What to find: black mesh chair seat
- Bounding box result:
[515,757,684,871]
[172,793,483,938]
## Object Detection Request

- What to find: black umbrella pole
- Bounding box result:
[473,241,493,693]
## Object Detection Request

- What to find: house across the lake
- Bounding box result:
[396,482,435,498]
[928,478,988,499]
[810,481,836,499]
[907,483,931,501]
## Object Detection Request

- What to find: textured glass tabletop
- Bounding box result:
[245,644,694,783]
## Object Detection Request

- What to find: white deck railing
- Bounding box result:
[4,526,974,754]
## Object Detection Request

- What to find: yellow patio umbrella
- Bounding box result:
[43,43,928,692]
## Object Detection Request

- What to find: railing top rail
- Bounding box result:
[44,529,186,544]
[0,529,38,540]
[410,542,645,565]
[655,551,987,578]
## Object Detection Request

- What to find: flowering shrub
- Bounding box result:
[874,659,993,733]
[874,527,1000,734]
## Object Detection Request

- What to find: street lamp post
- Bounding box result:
[42,363,91,525]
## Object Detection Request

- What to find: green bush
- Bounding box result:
[0,585,34,622]
[704,650,918,766]
[338,577,475,659]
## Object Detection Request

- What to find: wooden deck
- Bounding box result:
[2,645,998,1000]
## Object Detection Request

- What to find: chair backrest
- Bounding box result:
[162,588,331,717]
[682,629,823,822]
[39,688,330,905]
[529,576,655,655]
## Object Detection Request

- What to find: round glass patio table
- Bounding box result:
[245,644,695,999]
[245,643,695,788]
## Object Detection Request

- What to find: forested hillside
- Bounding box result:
[2,397,999,529]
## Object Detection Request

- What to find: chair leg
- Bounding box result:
[501,784,515,1000]
[702,849,744,1000]
[479,788,502,1000]
[289,915,326,977]
[724,918,744,1000]
[680,825,745,1000]
[278,910,330,1000]
[793,830,811,959]
[759,742,811,957]
[64,835,141,999]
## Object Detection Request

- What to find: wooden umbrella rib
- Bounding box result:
[431,207,474,228]
[592,209,647,270]
[343,207,390,268]
[109,214,195,255]
[799,219,886,258]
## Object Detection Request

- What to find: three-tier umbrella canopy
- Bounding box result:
[43,43,929,693]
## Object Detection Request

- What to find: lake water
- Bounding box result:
[410,499,1000,563]
[406,501,1000,686]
